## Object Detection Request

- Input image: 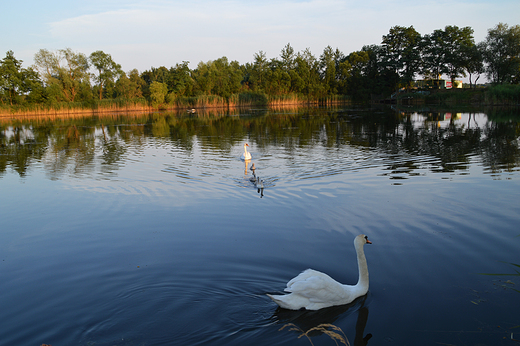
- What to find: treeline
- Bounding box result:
[1,23,519,112]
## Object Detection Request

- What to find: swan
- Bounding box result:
[267,234,372,310]
[241,143,252,160]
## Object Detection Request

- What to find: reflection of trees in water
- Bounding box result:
[480,121,520,174]
[0,108,519,178]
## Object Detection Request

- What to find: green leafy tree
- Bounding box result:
[33,48,90,102]
[192,57,242,100]
[89,50,123,99]
[292,48,323,99]
[319,46,338,94]
[360,44,398,97]
[212,57,242,99]
[443,26,475,83]
[345,50,370,100]
[263,60,291,95]
[463,42,486,88]
[249,51,269,92]
[280,43,296,71]
[483,23,520,84]
[149,81,168,106]
[382,25,422,88]
[115,69,144,99]
[167,61,194,97]
[0,51,43,105]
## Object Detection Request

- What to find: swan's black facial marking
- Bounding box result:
[364,235,372,244]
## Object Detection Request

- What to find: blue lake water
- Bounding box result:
[1,106,519,345]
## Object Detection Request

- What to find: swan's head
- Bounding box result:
[355,234,372,247]
[244,143,249,147]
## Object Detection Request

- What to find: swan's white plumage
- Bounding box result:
[241,143,252,160]
[267,234,371,310]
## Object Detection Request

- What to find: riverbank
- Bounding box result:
[384,84,520,106]
[0,93,351,118]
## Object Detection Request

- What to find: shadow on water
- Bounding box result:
[272,295,372,346]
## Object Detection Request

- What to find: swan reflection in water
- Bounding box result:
[273,295,372,346]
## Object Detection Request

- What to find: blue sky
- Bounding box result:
[2,0,519,73]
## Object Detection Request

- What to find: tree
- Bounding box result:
[319,46,337,94]
[442,26,475,83]
[292,48,323,99]
[149,81,168,106]
[115,69,144,99]
[33,48,90,102]
[249,51,269,91]
[463,42,485,88]
[483,23,520,84]
[0,51,42,105]
[345,50,370,100]
[280,43,296,71]
[361,45,399,97]
[167,61,194,97]
[382,25,422,88]
[89,50,123,99]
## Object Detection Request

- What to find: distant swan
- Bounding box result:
[241,143,252,160]
[267,234,372,310]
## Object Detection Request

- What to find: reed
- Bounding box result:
[1,92,354,119]
[486,84,520,105]
[279,323,350,346]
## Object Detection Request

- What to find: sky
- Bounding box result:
[2,0,519,74]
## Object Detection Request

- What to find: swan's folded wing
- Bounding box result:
[285,269,346,303]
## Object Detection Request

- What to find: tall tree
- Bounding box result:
[319,46,337,94]
[0,51,43,105]
[361,45,399,97]
[280,43,295,71]
[168,61,194,97]
[463,42,485,88]
[33,48,90,102]
[149,81,168,106]
[293,48,323,98]
[442,26,475,83]
[89,50,122,99]
[249,51,269,91]
[483,23,520,84]
[382,25,422,88]
[115,69,144,99]
[345,50,370,100]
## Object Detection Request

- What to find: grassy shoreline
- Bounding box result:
[0,93,351,118]
[390,85,520,106]
[2,86,519,118]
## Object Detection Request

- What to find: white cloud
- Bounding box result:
[37,0,520,72]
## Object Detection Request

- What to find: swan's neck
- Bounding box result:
[354,244,369,293]
[244,145,249,155]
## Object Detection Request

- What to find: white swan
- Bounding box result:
[267,234,372,310]
[241,143,252,160]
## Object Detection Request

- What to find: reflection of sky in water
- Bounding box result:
[1,110,520,346]
[406,112,488,129]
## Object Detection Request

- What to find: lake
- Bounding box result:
[1,106,519,346]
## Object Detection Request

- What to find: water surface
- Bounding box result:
[1,106,519,345]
